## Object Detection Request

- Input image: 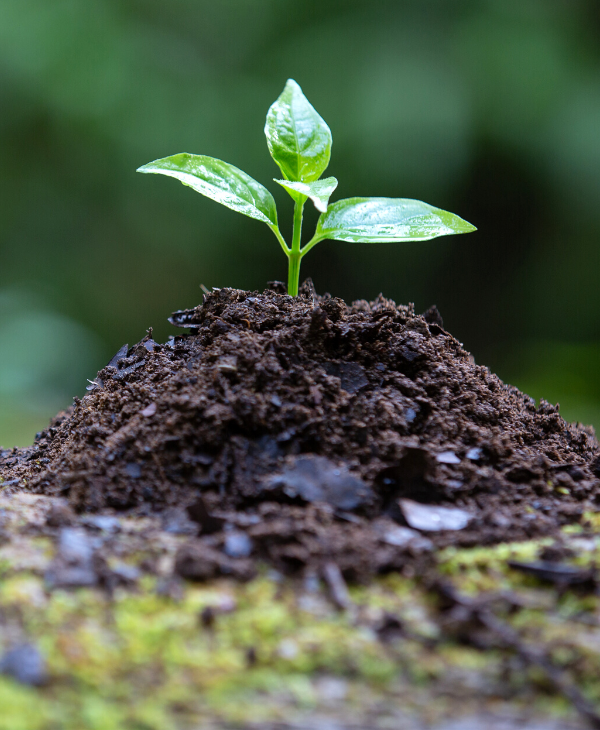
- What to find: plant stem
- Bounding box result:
[270,225,290,256]
[288,199,305,296]
[288,253,301,297]
[299,233,324,259]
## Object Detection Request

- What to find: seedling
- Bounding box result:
[138,79,476,296]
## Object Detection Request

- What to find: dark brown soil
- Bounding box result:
[2,282,599,580]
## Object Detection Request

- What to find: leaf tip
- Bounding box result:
[285,78,301,92]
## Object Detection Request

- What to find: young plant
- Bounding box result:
[137,79,476,296]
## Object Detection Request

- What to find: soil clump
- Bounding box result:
[1,282,599,581]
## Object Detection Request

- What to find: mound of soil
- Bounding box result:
[2,282,599,579]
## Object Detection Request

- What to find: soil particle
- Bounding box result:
[1,283,599,580]
[45,499,76,528]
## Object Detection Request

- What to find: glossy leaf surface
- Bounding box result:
[274,177,338,212]
[315,197,476,243]
[265,79,332,183]
[137,154,278,226]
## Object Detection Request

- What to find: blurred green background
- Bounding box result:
[1,0,599,446]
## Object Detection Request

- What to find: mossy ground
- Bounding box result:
[0,492,598,729]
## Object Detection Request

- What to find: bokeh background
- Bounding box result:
[1,0,599,446]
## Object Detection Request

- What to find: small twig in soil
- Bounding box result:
[322,561,351,610]
[0,479,20,487]
[432,580,600,729]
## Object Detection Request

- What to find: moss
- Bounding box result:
[0,572,405,728]
[437,539,553,597]
[583,511,600,531]
[0,559,593,728]
[0,501,599,727]
[0,681,50,730]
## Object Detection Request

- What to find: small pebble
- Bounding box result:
[399,499,473,532]
[466,447,483,461]
[224,531,253,558]
[0,644,47,686]
[110,563,141,583]
[125,462,142,479]
[436,451,461,464]
[405,408,417,423]
[82,515,121,533]
[58,528,93,563]
[380,524,421,547]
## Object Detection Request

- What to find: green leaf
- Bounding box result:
[265,79,332,183]
[137,153,278,227]
[315,198,476,243]
[274,177,338,213]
